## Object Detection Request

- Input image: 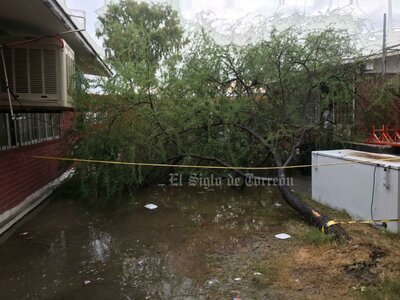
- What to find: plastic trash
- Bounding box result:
[232,293,241,300]
[206,279,219,288]
[234,277,242,281]
[144,204,158,210]
[253,272,262,276]
[275,233,291,240]
[274,202,282,207]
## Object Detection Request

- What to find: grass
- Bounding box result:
[301,194,352,221]
[252,263,278,287]
[304,227,335,245]
[360,280,400,300]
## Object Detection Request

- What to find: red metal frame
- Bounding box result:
[366,125,400,147]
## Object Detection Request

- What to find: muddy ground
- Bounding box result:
[0,179,400,299]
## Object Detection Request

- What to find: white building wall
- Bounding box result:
[369,54,400,74]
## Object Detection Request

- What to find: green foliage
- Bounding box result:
[97,0,184,85]
[359,77,400,129]
[67,1,185,204]
[168,27,361,160]
[360,280,400,300]
[69,1,366,204]
[304,227,335,245]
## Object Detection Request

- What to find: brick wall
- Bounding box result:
[0,111,74,214]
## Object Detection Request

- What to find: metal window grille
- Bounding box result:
[0,112,62,151]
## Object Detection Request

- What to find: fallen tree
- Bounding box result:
[174,153,350,240]
[69,1,368,239]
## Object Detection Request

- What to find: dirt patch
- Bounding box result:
[343,243,388,286]
[201,219,400,299]
[369,247,387,261]
[344,261,378,285]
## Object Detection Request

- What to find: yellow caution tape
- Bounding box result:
[322,219,400,233]
[322,220,339,233]
[31,155,400,234]
[32,155,400,171]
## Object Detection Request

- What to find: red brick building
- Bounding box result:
[0,0,110,233]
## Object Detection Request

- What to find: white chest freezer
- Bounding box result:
[312,149,400,233]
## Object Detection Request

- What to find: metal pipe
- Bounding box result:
[0,49,14,118]
[388,0,393,34]
[382,13,387,86]
[1,48,18,146]
[43,0,112,76]
[59,10,87,35]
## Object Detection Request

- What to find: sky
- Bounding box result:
[65,0,400,48]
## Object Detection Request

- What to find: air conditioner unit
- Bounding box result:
[0,37,75,108]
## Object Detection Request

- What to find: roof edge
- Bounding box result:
[43,0,113,77]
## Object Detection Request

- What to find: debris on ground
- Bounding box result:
[232,293,241,300]
[144,204,158,210]
[83,280,91,286]
[275,233,291,240]
[206,279,219,288]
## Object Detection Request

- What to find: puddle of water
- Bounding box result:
[0,180,309,299]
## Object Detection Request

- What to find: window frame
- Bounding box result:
[0,112,62,151]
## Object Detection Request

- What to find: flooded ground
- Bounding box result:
[0,180,300,299]
[2,176,400,299]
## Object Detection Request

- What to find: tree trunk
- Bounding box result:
[231,123,350,241]
[277,168,350,241]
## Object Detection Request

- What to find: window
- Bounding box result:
[0,113,10,149]
[0,112,62,151]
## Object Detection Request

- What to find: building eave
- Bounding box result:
[43,0,112,77]
[0,0,112,77]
